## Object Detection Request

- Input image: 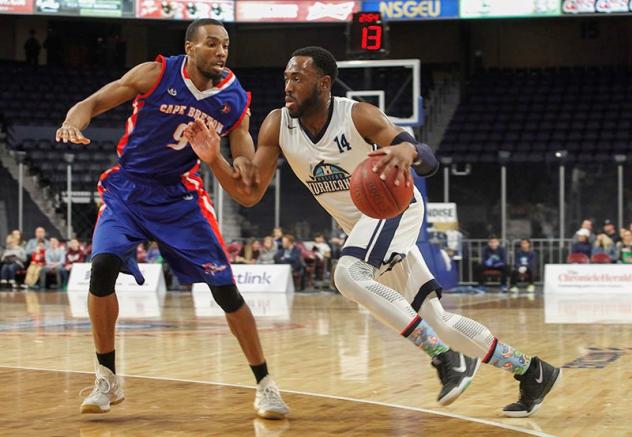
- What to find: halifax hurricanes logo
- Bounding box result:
[306,161,351,196]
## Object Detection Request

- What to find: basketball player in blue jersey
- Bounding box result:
[55,19,288,419]
[185,46,562,418]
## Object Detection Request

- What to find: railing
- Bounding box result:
[457,238,574,284]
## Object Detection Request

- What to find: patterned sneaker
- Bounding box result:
[254,376,289,420]
[80,364,125,414]
[503,356,562,418]
[432,350,481,406]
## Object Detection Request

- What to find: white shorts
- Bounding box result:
[341,188,440,306]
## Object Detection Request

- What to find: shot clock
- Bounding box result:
[346,12,389,58]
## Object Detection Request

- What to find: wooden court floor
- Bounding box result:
[1,290,631,437]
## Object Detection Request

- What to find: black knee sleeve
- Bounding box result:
[411,279,442,312]
[210,284,245,313]
[89,253,122,297]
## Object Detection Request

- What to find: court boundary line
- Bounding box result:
[0,364,553,437]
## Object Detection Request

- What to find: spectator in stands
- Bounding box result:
[39,237,65,289]
[329,232,347,260]
[571,228,592,259]
[573,219,595,244]
[602,219,621,244]
[146,241,163,263]
[25,227,49,256]
[10,229,24,248]
[60,238,85,288]
[24,30,41,66]
[136,243,147,263]
[24,242,45,288]
[476,235,508,290]
[312,233,331,281]
[1,235,26,289]
[256,236,277,265]
[592,234,617,262]
[616,230,632,264]
[274,234,304,289]
[509,239,537,293]
[273,227,284,250]
[235,238,260,264]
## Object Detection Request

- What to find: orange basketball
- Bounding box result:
[350,155,414,219]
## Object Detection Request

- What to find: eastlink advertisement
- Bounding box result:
[361,0,458,20]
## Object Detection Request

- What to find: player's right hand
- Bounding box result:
[184,118,221,165]
[55,124,91,144]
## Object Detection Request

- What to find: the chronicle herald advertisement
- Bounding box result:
[136,0,234,20]
[544,264,632,293]
[236,0,360,22]
[0,0,33,13]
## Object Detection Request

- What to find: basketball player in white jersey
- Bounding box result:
[184,47,562,417]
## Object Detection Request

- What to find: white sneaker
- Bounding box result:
[527,284,535,293]
[80,364,125,414]
[254,376,289,420]
[509,286,519,293]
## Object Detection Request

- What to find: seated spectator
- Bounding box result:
[235,238,260,264]
[592,233,617,262]
[136,243,147,263]
[60,239,85,287]
[256,236,277,265]
[272,227,284,250]
[24,226,50,256]
[602,219,621,244]
[571,228,592,259]
[616,230,632,264]
[311,233,331,282]
[1,235,27,289]
[573,219,595,245]
[509,239,537,293]
[476,235,508,290]
[146,241,163,263]
[274,234,305,289]
[24,242,46,288]
[9,229,24,248]
[329,232,347,260]
[39,237,65,289]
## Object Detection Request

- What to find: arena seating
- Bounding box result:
[439,66,632,163]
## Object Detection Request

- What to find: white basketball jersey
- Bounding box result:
[279,97,375,233]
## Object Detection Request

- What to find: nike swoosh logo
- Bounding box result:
[453,353,467,373]
[535,362,543,383]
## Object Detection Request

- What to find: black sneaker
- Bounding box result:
[432,350,481,406]
[503,356,562,418]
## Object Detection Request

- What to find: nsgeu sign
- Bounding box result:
[361,0,458,20]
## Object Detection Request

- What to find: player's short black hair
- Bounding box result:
[291,46,338,83]
[185,19,224,43]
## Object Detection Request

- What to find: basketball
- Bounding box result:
[350,155,413,219]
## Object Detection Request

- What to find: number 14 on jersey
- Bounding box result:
[334,134,352,153]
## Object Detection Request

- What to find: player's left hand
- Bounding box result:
[368,143,416,187]
[232,156,259,194]
[183,118,221,165]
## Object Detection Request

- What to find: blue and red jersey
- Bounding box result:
[115,54,251,181]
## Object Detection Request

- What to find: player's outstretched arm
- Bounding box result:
[352,102,438,187]
[184,110,281,207]
[56,61,162,144]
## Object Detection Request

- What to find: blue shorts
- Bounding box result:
[92,165,234,287]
